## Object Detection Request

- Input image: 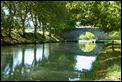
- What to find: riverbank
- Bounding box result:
[82,41,121,81]
[1,30,64,46]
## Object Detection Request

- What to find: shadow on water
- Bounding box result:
[1,41,104,81]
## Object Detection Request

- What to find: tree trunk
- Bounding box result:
[22,20,25,38]
[34,16,37,37]
[42,27,45,38]
[42,23,45,38]
[8,3,12,37]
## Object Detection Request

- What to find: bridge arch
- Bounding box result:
[79,31,96,40]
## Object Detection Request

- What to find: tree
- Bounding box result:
[16,1,30,37]
[65,1,121,33]
[1,1,16,36]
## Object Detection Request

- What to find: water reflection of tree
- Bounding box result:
[40,44,49,66]
[44,43,77,71]
[2,46,29,81]
[1,47,13,81]
[33,44,37,68]
[1,43,78,81]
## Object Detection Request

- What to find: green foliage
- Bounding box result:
[66,1,121,33]
[1,1,71,37]
[1,1,121,43]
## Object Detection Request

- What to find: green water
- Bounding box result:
[1,41,104,81]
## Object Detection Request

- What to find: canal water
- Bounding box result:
[1,41,104,81]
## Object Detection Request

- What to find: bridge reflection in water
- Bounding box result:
[1,41,104,81]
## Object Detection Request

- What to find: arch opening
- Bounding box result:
[78,32,96,52]
[78,41,96,52]
[79,32,96,41]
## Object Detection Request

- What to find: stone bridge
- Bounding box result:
[61,27,110,41]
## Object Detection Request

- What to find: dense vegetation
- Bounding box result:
[82,40,121,81]
[1,1,121,45]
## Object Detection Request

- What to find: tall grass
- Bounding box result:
[81,41,121,81]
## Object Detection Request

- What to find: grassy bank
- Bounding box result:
[82,40,121,81]
[1,30,64,45]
